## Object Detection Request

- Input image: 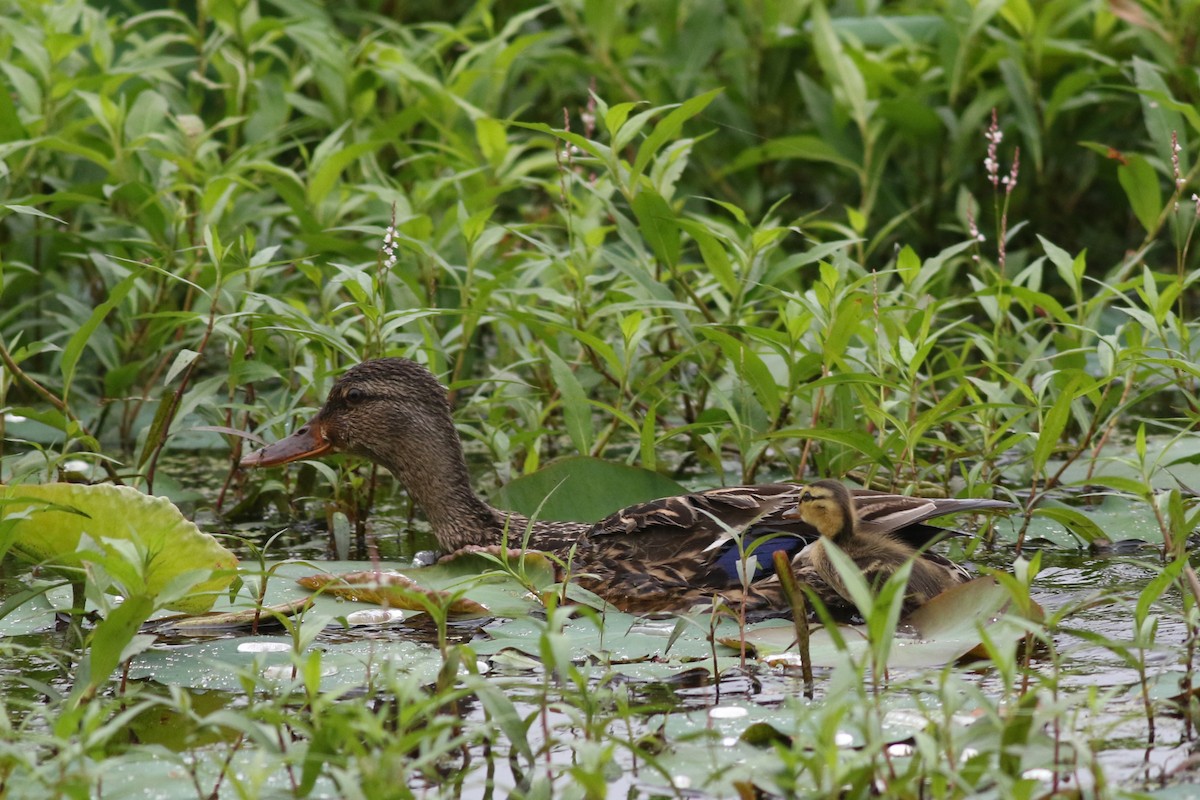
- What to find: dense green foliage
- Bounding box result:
[1,0,1200,797]
[1,0,1198,502]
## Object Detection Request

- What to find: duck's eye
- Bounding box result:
[799,491,813,503]
[345,387,366,404]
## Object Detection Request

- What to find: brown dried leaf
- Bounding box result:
[297,571,491,617]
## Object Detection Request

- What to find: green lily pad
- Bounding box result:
[729,577,1016,669]
[492,456,685,522]
[991,494,1165,548]
[127,635,445,692]
[0,483,239,614]
[474,611,691,661]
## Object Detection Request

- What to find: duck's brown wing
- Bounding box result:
[581,483,816,588]
[573,484,1010,616]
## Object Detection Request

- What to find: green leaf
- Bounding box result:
[700,328,781,413]
[306,122,383,206]
[544,350,594,456]
[72,594,156,707]
[631,88,721,181]
[1117,155,1163,234]
[811,3,867,126]
[723,134,861,176]
[630,185,681,268]
[736,578,1015,669]
[1132,57,1189,176]
[492,456,685,523]
[896,245,920,287]
[1030,505,1107,544]
[61,268,142,400]
[0,484,239,613]
[1032,373,1085,474]
[474,117,508,167]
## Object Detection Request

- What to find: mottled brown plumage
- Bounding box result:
[241,358,1012,617]
[791,479,974,615]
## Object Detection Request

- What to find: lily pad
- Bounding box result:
[991,493,1165,548]
[0,483,239,614]
[727,577,1016,669]
[474,611,693,661]
[127,635,444,692]
[492,456,685,522]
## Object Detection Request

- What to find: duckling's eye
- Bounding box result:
[345,387,366,404]
[799,491,813,503]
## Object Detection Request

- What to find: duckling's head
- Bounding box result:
[241,358,459,472]
[794,479,856,543]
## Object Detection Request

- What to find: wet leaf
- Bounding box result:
[297,571,491,617]
[732,578,1015,669]
[149,599,312,633]
[295,551,557,619]
[127,636,444,692]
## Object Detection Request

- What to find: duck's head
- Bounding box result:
[240,358,457,471]
[791,479,856,542]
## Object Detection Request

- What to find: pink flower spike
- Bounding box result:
[985,109,1001,188]
[1005,147,1020,196]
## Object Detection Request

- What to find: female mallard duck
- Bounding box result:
[790,479,973,615]
[241,358,1010,616]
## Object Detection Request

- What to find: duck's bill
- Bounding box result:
[240,419,332,467]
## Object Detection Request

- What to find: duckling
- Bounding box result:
[790,479,972,615]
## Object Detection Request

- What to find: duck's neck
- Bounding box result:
[375,430,504,552]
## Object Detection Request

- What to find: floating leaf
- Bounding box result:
[0,484,238,614]
[297,551,557,619]
[127,636,444,692]
[297,571,491,617]
[729,577,1016,669]
[149,599,313,633]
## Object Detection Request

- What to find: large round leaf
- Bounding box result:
[491,456,686,523]
[0,483,238,613]
[729,577,1018,669]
